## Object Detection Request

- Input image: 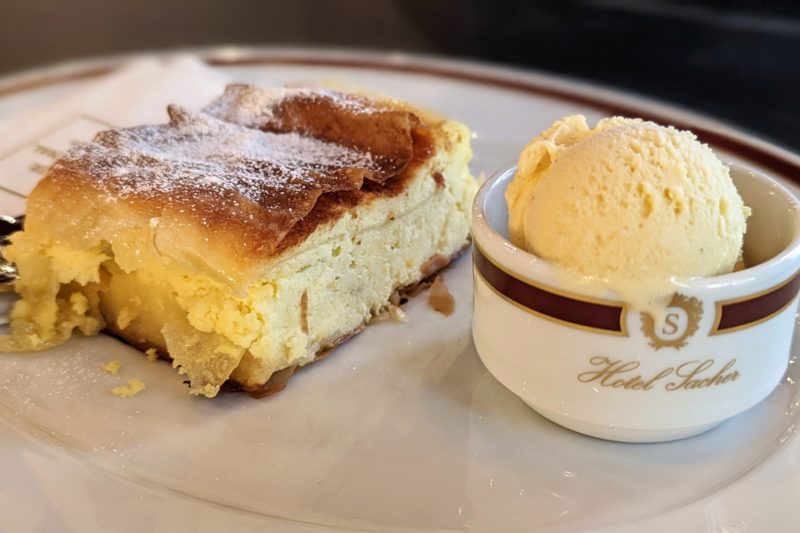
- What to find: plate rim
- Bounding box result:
[0,45,798,185]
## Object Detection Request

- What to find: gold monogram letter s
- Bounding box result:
[640,293,703,350]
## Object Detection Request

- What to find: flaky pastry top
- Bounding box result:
[43,85,433,259]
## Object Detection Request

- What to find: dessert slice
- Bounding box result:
[0,85,477,397]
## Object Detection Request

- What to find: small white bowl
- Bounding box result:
[472,164,800,443]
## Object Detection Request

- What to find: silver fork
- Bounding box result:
[0,215,23,284]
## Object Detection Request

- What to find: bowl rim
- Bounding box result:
[472,163,800,296]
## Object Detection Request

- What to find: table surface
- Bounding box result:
[0,0,797,150]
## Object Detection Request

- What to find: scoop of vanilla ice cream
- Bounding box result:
[505,115,750,304]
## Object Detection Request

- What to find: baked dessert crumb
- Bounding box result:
[388,305,408,323]
[372,302,408,323]
[145,348,158,362]
[111,378,146,397]
[428,275,455,316]
[101,360,121,375]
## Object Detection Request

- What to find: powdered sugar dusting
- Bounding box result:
[203,85,379,127]
[57,105,378,207]
[47,85,420,253]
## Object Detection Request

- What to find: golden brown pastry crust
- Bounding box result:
[6,85,475,397]
[28,85,446,288]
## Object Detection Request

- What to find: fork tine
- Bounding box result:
[0,215,23,284]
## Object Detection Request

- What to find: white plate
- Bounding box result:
[0,47,798,533]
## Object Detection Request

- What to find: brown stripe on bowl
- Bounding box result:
[473,245,628,336]
[711,270,800,335]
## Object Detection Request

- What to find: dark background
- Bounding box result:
[1,0,798,151]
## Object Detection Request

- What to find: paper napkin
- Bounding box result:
[0,56,230,215]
